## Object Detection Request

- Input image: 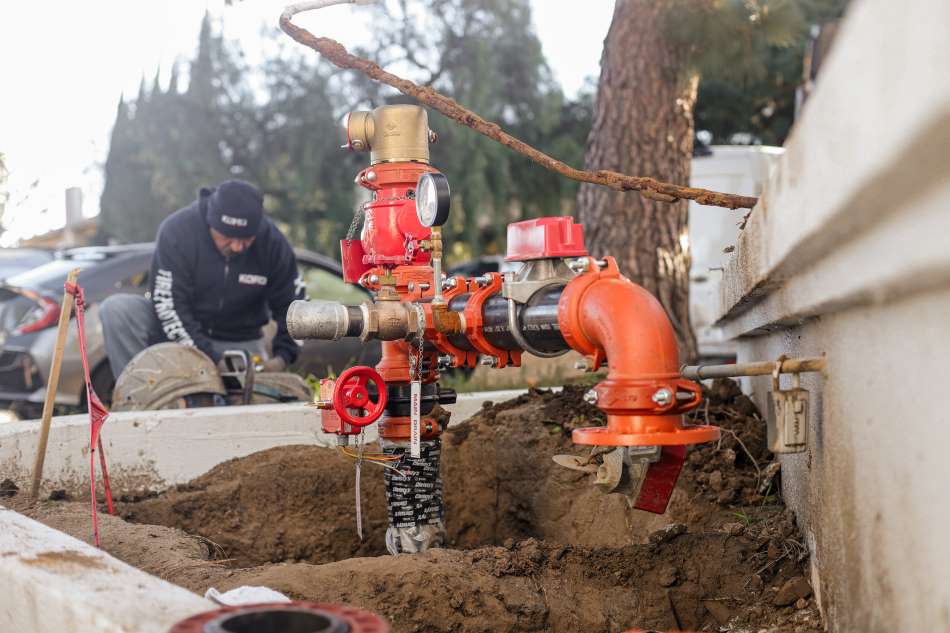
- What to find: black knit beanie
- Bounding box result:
[205,180,263,238]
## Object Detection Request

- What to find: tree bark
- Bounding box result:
[577,0,699,362]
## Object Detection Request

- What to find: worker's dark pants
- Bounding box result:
[99,294,263,378]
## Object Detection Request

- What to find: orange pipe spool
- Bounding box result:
[558,257,718,447]
[375,340,442,441]
[376,340,412,383]
[378,414,441,441]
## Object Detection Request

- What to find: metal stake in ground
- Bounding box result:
[30,268,81,499]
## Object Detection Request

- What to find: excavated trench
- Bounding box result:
[11,381,824,632]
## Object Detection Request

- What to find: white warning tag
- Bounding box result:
[410,380,422,458]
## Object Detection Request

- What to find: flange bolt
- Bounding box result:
[651,388,674,406]
[478,355,498,368]
[568,258,590,274]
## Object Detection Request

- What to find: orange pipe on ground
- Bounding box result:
[558,257,718,447]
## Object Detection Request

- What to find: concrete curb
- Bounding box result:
[0,505,213,633]
[1,390,530,497]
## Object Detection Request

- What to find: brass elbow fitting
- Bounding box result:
[343,104,435,165]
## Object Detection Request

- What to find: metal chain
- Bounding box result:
[346,194,416,242]
[345,201,365,242]
[408,305,425,382]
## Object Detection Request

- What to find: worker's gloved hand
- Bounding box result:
[261,356,287,373]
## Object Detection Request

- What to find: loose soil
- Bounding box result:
[10,380,823,632]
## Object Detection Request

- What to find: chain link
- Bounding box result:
[346,194,416,243]
[408,304,425,383]
[345,201,365,242]
[350,193,420,540]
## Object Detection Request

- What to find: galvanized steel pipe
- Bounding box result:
[681,356,827,381]
[286,300,362,340]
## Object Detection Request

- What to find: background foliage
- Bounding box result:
[97,0,844,261]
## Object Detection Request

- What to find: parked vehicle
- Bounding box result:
[291,248,381,379]
[0,248,53,281]
[446,255,520,278]
[0,244,380,419]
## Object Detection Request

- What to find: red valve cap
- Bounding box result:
[505,216,588,261]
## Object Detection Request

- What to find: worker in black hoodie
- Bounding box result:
[100,179,304,377]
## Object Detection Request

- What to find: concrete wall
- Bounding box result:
[713,0,950,631]
[0,390,525,497]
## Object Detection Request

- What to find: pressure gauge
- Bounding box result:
[415,172,451,228]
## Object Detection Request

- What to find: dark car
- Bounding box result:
[446,255,520,278]
[287,248,381,379]
[0,244,153,418]
[0,248,54,281]
[0,244,380,419]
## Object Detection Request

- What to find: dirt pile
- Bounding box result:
[442,384,693,548]
[121,445,389,566]
[6,495,226,588]
[13,379,821,632]
[206,525,813,633]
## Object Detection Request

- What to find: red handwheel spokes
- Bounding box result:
[332,366,388,428]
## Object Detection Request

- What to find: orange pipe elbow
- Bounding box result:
[558,257,718,447]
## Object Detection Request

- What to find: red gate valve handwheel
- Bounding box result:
[333,366,388,428]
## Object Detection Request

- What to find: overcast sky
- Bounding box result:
[0,1,614,247]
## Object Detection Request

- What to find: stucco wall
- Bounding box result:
[713,0,950,630]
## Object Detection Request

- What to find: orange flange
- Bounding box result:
[379,414,442,440]
[462,272,522,368]
[355,162,436,192]
[558,257,717,447]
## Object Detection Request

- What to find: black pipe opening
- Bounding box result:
[203,608,349,633]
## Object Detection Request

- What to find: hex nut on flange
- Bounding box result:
[651,388,674,406]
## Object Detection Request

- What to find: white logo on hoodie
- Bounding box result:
[239,273,268,286]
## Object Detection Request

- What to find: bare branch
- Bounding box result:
[278,16,758,210]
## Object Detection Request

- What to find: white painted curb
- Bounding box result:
[0,390,529,497]
[0,505,213,633]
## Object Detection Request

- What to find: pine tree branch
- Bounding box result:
[278,16,758,210]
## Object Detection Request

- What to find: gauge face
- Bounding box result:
[415,172,451,227]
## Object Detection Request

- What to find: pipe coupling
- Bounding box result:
[287,300,351,340]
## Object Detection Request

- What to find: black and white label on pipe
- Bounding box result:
[410,380,422,458]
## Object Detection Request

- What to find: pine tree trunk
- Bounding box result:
[577,0,699,361]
